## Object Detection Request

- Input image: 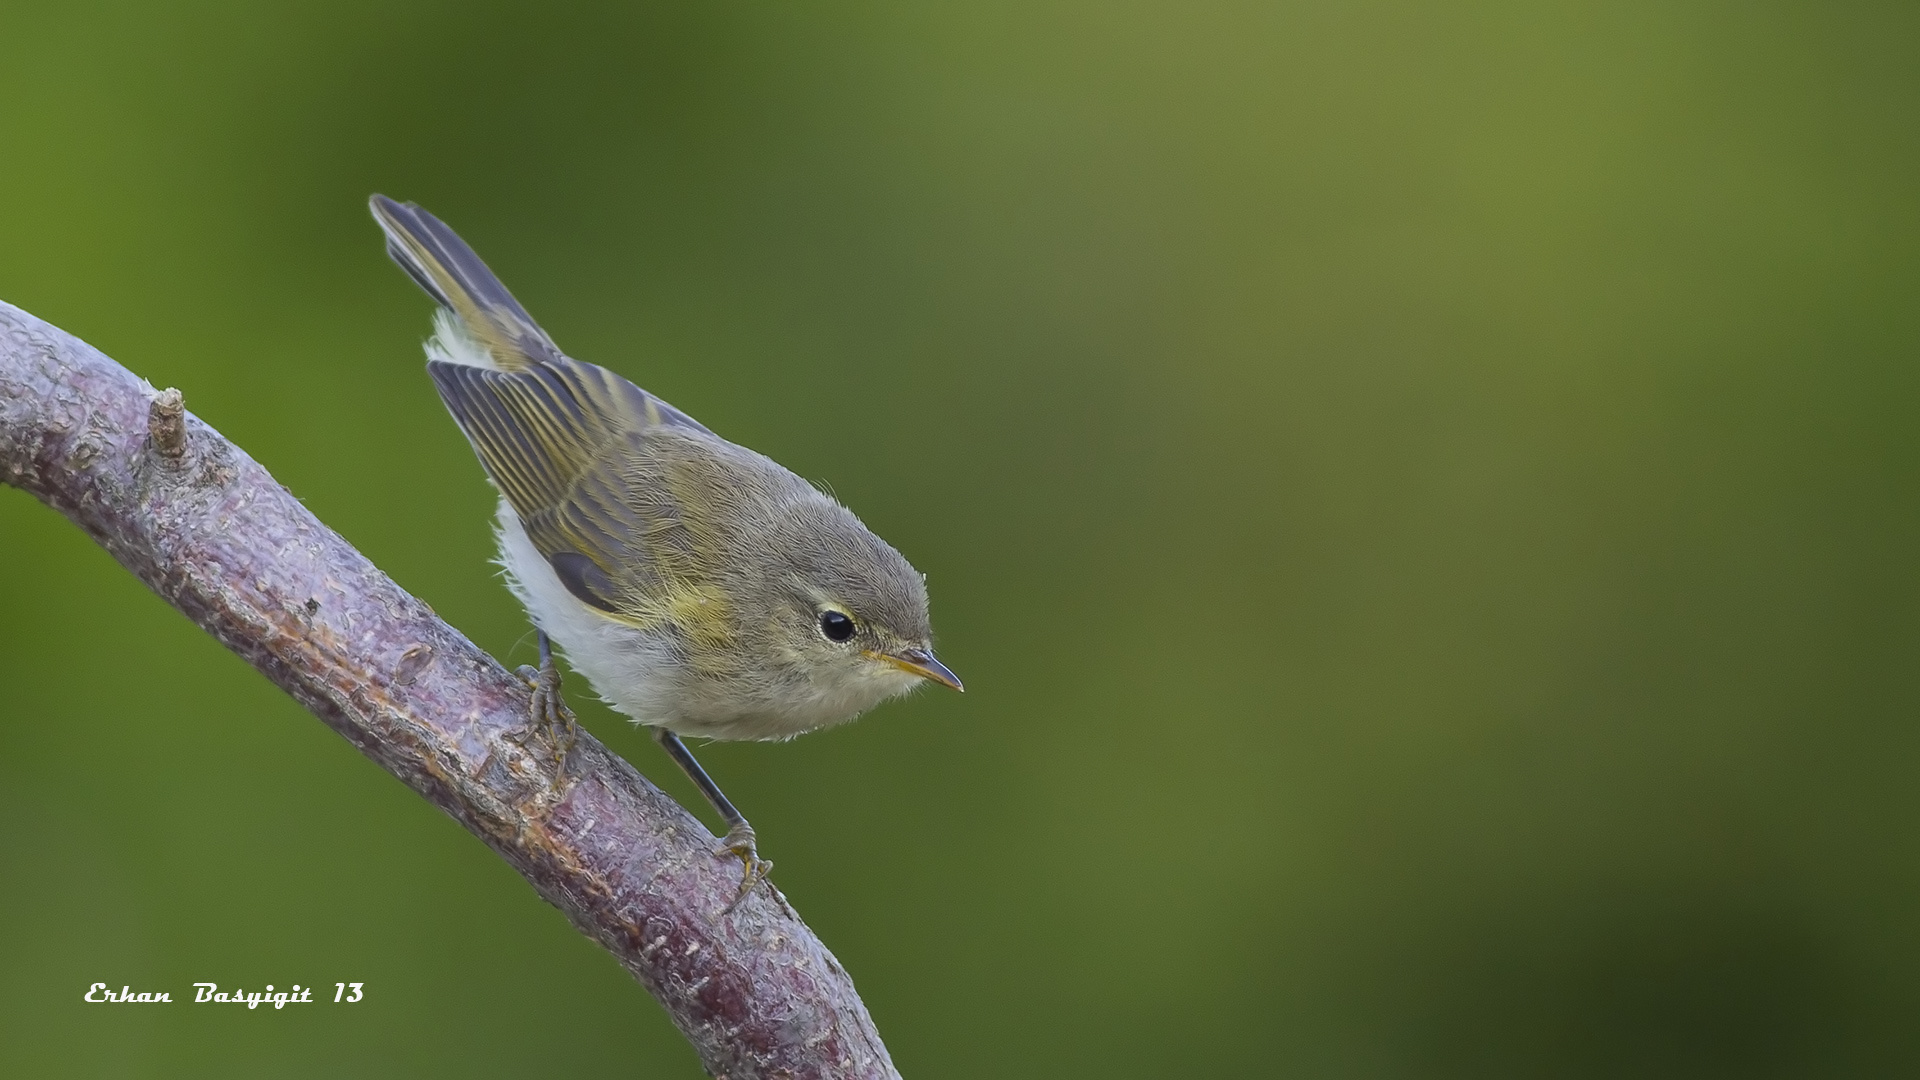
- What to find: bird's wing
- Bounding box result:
[370,194,717,624]
[427,357,719,625]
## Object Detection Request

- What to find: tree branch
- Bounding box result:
[0,300,899,1080]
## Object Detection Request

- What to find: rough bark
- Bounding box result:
[0,300,899,1080]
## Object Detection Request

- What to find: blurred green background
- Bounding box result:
[4,0,1919,1076]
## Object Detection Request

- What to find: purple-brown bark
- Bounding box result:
[0,300,899,1080]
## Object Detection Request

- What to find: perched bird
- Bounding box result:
[370,195,961,901]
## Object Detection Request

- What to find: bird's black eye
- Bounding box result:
[819,610,856,642]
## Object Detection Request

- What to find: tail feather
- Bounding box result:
[369,194,559,372]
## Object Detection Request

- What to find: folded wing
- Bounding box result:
[370,194,716,622]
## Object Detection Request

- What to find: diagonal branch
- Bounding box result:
[0,300,899,1080]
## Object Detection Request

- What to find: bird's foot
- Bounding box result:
[511,657,578,776]
[717,821,772,913]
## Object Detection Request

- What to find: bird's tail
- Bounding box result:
[369,194,559,372]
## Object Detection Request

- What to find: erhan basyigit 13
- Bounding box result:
[369,195,961,903]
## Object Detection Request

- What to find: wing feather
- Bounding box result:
[375,194,722,629]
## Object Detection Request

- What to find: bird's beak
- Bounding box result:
[875,647,964,692]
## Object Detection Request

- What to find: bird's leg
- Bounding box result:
[511,631,577,770]
[653,728,770,910]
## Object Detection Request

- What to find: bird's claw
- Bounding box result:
[717,822,772,913]
[510,659,578,775]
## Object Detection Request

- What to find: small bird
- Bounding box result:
[370,195,961,901]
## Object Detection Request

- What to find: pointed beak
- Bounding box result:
[877,647,965,692]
